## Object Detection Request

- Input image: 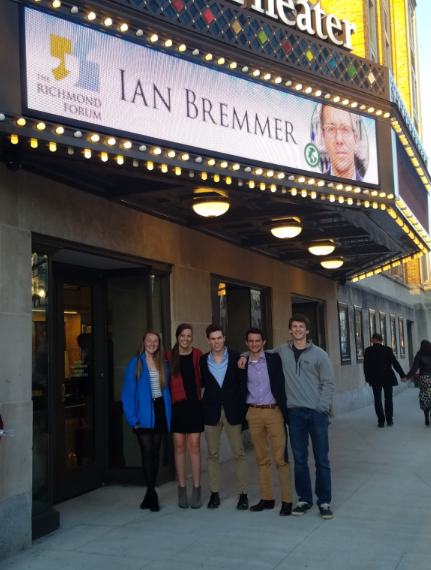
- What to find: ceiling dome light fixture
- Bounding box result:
[192,197,230,218]
[321,257,344,269]
[308,240,335,256]
[270,217,302,239]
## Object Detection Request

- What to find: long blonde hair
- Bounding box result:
[135,330,167,389]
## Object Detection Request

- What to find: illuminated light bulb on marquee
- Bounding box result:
[30,138,38,148]
[55,126,64,134]
[147,161,154,170]
[101,153,108,162]
[17,118,26,126]
[10,134,18,144]
[107,138,116,146]
[84,148,91,158]
[37,122,46,131]
[117,155,124,165]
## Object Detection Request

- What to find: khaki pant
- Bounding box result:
[246,405,292,503]
[204,408,248,493]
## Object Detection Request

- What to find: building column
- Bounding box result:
[0,166,33,561]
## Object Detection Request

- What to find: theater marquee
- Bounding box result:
[23,7,378,184]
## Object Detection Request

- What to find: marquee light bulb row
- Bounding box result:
[393,199,431,248]
[38,1,393,120]
[8,129,394,208]
[351,250,425,283]
[9,115,388,200]
[391,117,431,194]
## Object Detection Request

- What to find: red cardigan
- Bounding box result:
[166,347,203,404]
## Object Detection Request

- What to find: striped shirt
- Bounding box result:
[149,370,162,398]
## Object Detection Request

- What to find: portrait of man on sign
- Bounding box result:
[311,104,370,181]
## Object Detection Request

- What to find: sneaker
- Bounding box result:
[319,503,333,520]
[291,501,312,516]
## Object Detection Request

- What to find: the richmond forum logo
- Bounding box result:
[35,34,102,120]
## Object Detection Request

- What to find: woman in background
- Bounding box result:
[406,340,431,426]
[122,331,171,511]
[167,324,204,509]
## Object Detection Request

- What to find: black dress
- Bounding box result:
[170,352,204,433]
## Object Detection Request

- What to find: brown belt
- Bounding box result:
[248,404,278,409]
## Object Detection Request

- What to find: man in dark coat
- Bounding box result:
[239,328,292,516]
[364,332,407,427]
[200,324,248,510]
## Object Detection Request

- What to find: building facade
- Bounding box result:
[0,0,430,560]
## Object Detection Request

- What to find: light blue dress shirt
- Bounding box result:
[207,348,229,387]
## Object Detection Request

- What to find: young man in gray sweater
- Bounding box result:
[239,314,336,519]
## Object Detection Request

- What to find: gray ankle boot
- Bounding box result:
[178,485,189,508]
[191,485,202,509]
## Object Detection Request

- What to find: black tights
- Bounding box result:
[136,432,163,492]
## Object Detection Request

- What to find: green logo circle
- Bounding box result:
[304,143,320,168]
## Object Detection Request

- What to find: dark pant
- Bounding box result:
[372,384,393,424]
[287,408,331,507]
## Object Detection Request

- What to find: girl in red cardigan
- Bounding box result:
[166,324,203,509]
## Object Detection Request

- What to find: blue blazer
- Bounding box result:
[121,354,171,431]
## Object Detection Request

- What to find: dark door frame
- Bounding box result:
[53,263,108,503]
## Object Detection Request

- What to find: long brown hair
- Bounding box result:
[134,330,167,389]
[170,323,194,376]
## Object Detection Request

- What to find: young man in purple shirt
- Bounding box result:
[239,328,292,516]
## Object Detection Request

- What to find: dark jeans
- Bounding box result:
[372,384,393,424]
[287,408,331,506]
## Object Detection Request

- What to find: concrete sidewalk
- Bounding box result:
[3,386,431,570]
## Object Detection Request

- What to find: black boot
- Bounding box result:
[149,489,160,512]
[425,410,430,427]
[140,489,151,509]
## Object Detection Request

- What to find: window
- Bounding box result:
[369,309,376,340]
[354,306,365,362]
[379,312,387,345]
[368,0,378,61]
[338,303,351,364]
[211,277,272,352]
[390,314,398,357]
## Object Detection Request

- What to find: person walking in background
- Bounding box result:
[405,340,431,426]
[364,332,406,428]
[239,314,335,520]
[200,324,248,510]
[239,328,292,516]
[122,331,171,512]
[167,324,204,509]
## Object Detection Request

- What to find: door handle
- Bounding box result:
[61,383,66,402]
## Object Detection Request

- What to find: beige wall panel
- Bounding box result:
[202,234,274,287]
[17,170,181,264]
[177,226,206,271]
[0,314,32,403]
[0,168,20,227]
[0,400,33,500]
[0,226,31,315]
[170,265,211,349]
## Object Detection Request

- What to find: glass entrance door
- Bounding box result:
[54,267,105,503]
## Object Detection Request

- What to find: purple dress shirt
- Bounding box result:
[246,352,276,405]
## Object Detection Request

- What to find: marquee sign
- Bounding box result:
[23,7,378,184]
[230,0,357,50]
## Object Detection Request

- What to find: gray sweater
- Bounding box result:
[242,341,335,413]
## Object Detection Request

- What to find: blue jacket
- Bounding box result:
[121,355,171,431]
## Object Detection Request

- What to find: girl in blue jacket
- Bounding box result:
[121,330,171,511]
